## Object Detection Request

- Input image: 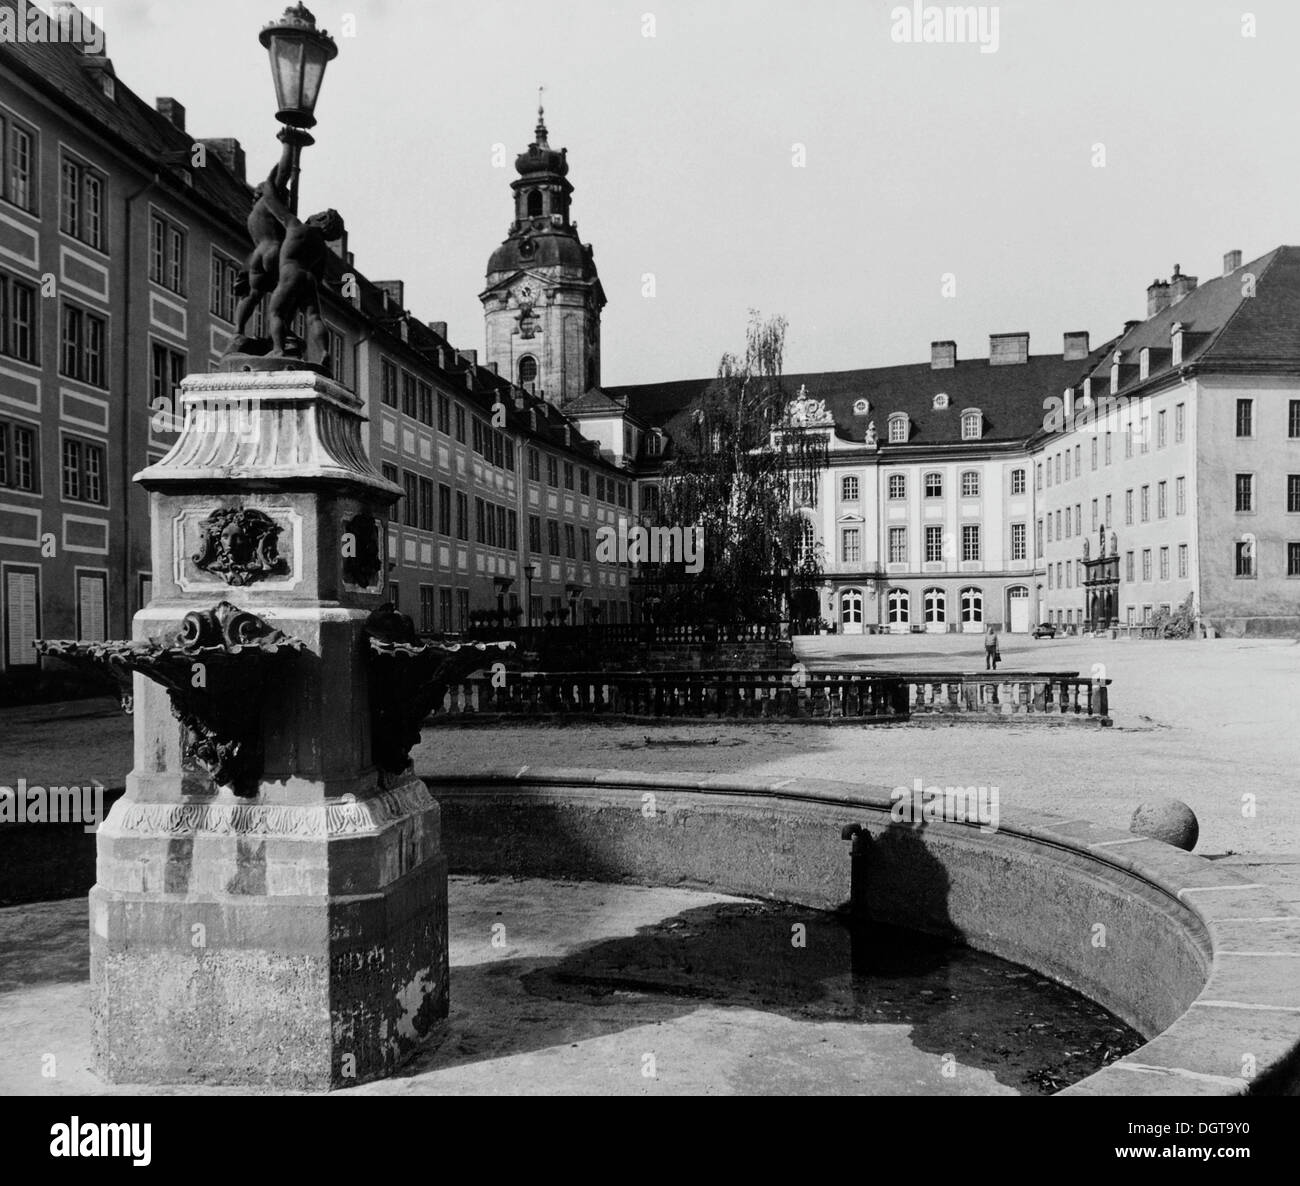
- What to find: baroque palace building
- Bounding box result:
[3,7,1298,700]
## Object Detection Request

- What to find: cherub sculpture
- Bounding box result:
[230,137,344,374]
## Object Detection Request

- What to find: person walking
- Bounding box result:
[984,624,1001,670]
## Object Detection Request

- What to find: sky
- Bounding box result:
[95,0,1300,385]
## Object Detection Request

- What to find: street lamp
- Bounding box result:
[523,563,539,628]
[259,3,337,213]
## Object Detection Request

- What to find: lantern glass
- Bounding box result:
[261,11,336,128]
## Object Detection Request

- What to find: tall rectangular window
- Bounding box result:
[438,483,451,535]
[1178,544,1188,579]
[454,406,466,443]
[841,528,861,564]
[0,274,38,363]
[402,373,418,418]
[546,519,560,556]
[528,515,541,554]
[1287,474,1300,514]
[1236,473,1253,513]
[61,437,105,505]
[0,419,38,492]
[436,391,450,433]
[403,472,418,528]
[147,213,185,289]
[455,491,468,540]
[1157,481,1167,520]
[5,566,39,667]
[888,527,907,564]
[1290,400,1300,440]
[380,359,398,407]
[1175,403,1186,443]
[8,124,34,211]
[1236,399,1253,438]
[925,525,942,563]
[1125,552,1135,582]
[1159,547,1169,581]
[1011,522,1027,561]
[962,525,980,562]
[150,344,186,425]
[1157,409,1167,448]
[564,523,576,559]
[60,304,107,387]
[1235,540,1254,577]
[1289,543,1300,578]
[1142,549,1152,582]
[546,456,558,487]
[418,477,434,531]
[76,571,106,642]
[1176,477,1186,516]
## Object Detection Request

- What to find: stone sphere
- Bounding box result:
[1130,799,1199,851]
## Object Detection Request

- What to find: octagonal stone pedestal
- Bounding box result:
[88,369,448,1090]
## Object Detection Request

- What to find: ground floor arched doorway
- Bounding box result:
[1007,585,1031,633]
[840,588,864,635]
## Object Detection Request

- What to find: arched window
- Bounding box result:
[924,472,943,498]
[518,355,538,387]
[924,587,946,624]
[1011,468,1027,495]
[962,410,983,440]
[961,470,980,498]
[888,414,909,444]
[887,588,910,624]
[526,190,543,218]
[841,475,860,501]
[888,474,906,500]
[961,586,984,624]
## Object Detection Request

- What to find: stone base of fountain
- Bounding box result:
[88,775,448,1090]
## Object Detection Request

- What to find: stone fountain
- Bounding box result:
[34,19,509,1081]
[38,367,505,1089]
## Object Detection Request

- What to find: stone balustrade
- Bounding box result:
[428,668,1111,726]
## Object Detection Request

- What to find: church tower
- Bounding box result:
[481,101,605,407]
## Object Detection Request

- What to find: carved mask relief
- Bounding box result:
[192,507,286,587]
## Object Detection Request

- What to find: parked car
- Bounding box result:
[1032,622,1057,639]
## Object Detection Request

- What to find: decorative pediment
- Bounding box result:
[784,385,834,429]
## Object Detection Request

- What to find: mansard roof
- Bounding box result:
[609,347,1112,452]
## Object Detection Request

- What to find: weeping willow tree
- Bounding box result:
[647,311,827,623]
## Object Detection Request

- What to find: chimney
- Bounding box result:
[1063,331,1090,361]
[989,332,1029,366]
[155,98,185,131]
[428,321,448,339]
[199,138,245,183]
[930,341,956,370]
[460,349,478,366]
[1169,264,1198,305]
[1147,279,1171,317]
[486,361,499,376]
[1223,249,1243,277]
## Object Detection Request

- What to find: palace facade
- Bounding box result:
[3,8,1298,703]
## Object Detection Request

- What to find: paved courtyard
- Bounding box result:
[3,634,1297,883]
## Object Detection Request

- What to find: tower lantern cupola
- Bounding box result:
[481,96,606,408]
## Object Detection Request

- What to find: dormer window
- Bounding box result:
[646,432,662,456]
[1171,321,1185,367]
[933,393,950,410]
[853,398,870,416]
[961,410,982,440]
[888,414,909,444]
